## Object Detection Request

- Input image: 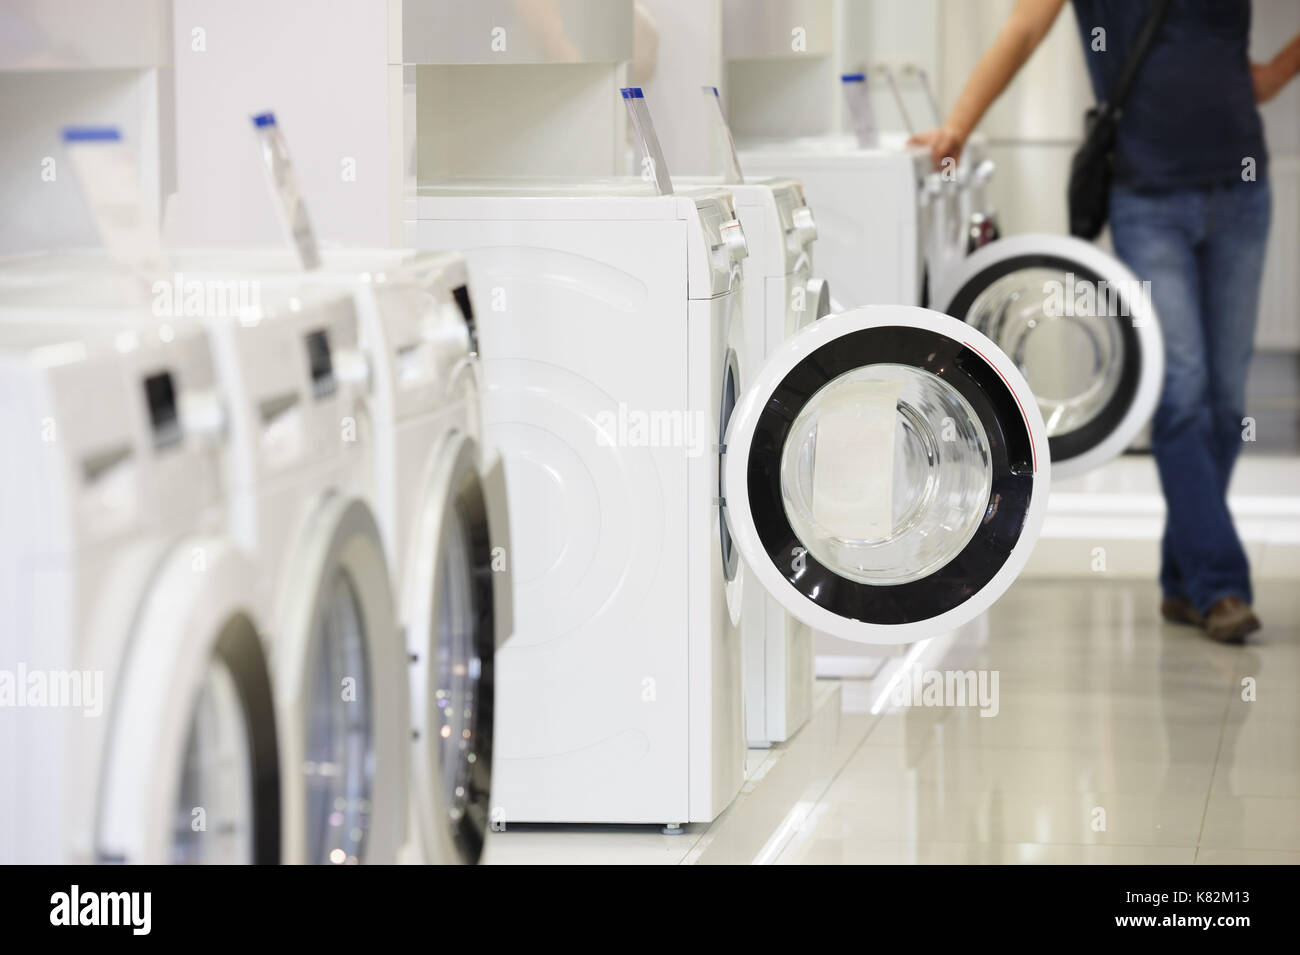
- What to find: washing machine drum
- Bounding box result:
[723,305,1050,645]
[939,234,1163,479]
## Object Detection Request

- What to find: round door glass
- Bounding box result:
[305,568,373,865]
[171,658,255,864]
[435,502,482,831]
[779,363,992,586]
[962,267,1125,437]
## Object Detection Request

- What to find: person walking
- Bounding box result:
[912,0,1300,643]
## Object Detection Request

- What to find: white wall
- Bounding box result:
[164,0,391,249]
[1252,0,1300,351]
[937,0,1090,237]
[0,0,173,255]
[638,0,726,177]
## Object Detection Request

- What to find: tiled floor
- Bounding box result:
[484,578,1300,864]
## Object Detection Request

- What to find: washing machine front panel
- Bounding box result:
[724,306,1049,645]
[96,539,280,865]
[275,495,406,865]
[939,234,1163,479]
[405,431,496,865]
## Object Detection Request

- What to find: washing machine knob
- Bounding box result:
[720,218,749,261]
[791,205,818,243]
[333,347,372,393]
[179,390,227,442]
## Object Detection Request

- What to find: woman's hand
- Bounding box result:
[1252,33,1300,104]
[1252,61,1288,104]
[908,125,967,170]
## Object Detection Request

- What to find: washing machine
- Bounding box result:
[198,283,409,865]
[934,234,1164,478]
[412,179,1051,826]
[959,136,1001,255]
[0,313,281,864]
[739,135,933,310]
[412,179,749,825]
[680,176,829,747]
[0,262,411,865]
[161,247,511,865]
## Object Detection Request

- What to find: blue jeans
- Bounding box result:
[1109,177,1272,613]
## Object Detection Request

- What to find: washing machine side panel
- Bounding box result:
[687,293,746,821]
[740,152,919,310]
[740,558,769,746]
[420,216,692,823]
[749,276,817,747]
[0,370,74,861]
[768,609,814,742]
[736,202,780,384]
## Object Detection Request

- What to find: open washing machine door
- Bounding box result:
[723,305,1050,645]
[96,539,280,864]
[404,431,503,866]
[275,495,407,865]
[937,234,1163,479]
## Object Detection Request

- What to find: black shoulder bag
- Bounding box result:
[1068,0,1172,239]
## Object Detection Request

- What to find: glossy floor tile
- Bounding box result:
[485,579,1298,864]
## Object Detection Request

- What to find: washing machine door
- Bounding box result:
[276,495,406,865]
[723,305,1050,645]
[720,302,748,627]
[404,431,499,866]
[805,277,833,324]
[938,234,1163,479]
[97,539,280,864]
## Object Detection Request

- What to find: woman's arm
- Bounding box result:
[909,0,1068,167]
[1253,31,1300,104]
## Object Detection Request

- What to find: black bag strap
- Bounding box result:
[1104,0,1173,115]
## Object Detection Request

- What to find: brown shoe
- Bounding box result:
[1203,597,1261,644]
[1160,597,1203,627]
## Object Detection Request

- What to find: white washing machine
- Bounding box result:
[413,179,750,825]
[681,176,829,747]
[739,135,933,310]
[166,248,512,865]
[353,252,512,867]
[0,249,507,864]
[0,260,410,864]
[0,314,281,864]
[204,285,409,865]
[413,180,1051,826]
[935,234,1164,479]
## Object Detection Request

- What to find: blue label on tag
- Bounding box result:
[62,126,121,142]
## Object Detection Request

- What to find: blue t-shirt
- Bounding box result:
[1072,0,1267,190]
